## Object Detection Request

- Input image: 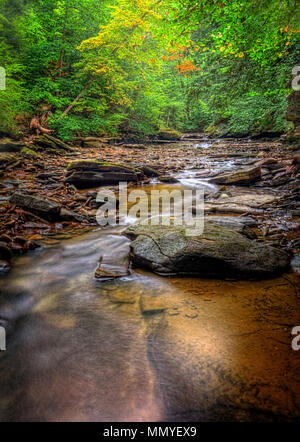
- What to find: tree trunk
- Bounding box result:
[30,117,53,135]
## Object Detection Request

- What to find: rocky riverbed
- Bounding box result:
[0,134,299,274]
[0,133,300,422]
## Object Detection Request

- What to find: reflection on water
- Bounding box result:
[0,227,299,422]
[0,229,165,421]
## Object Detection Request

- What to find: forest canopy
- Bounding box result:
[0,0,299,140]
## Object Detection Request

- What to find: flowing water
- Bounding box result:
[0,142,300,422]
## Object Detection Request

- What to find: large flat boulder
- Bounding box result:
[209,166,261,185]
[65,161,143,188]
[124,223,289,278]
[200,189,279,215]
[212,190,278,207]
[9,192,61,221]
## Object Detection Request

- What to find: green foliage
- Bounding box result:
[0,0,299,139]
[0,78,24,134]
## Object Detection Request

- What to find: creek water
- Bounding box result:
[0,143,300,422]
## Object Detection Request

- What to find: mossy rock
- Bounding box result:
[205,123,221,136]
[136,164,160,177]
[158,129,182,141]
[21,147,42,160]
[33,134,74,153]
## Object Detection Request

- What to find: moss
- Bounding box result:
[21,147,42,160]
[34,135,74,152]
[158,128,182,140]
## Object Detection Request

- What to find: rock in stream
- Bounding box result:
[124,222,290,278]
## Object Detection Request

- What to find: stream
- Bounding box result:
[0,140,300,422]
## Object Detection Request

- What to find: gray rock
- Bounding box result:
[124,223,289,278]
[9,192,61,221]
[291,254,300,274]
[255,158,277,168]
[136,165,160,177]
[209,166,261,185]
[285,89,300,144]
[95,250,131,280]
[203,203,262,215]
[59,207,85,222]
[159,175,180,183]
[204,216,257,232]
[65,161,142,188]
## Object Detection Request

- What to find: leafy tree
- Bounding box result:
[0,0,299,139]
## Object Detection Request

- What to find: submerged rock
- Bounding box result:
[65,161,143,188]
[124,223,289,278]
[209,166,261,185]
[9,192,61,221]
[95,253,131,280]
[140,294,168,315]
